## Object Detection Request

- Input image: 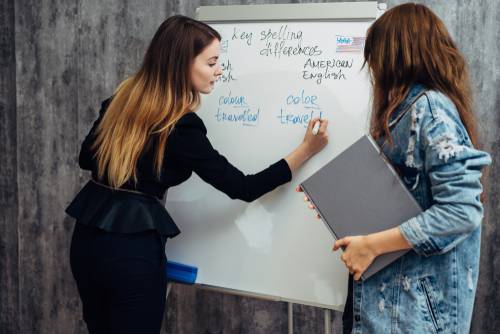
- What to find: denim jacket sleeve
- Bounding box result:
[399,94,492,257]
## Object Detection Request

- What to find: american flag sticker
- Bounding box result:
[336,35,366,53]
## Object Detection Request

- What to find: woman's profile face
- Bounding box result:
[191,39,223,94]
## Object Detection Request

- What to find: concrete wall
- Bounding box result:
[1,0,498,333]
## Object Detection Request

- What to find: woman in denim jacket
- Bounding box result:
[302,4,492,333]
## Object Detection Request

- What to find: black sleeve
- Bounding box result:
[168,112,292,202]
[78,98,112,170]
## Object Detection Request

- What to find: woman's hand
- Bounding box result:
[296,189,378,279]
[333,235,379,281]
[302,118,328,156]
[285,118,328,174]
[296,188,379,279]
[295,186,321,220]
[333,228,412,280]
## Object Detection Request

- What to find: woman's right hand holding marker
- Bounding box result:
[303,118,328,156]
[284,118,329,174]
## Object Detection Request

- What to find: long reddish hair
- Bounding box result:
[364,3,478,147]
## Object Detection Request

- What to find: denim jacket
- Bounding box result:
[351,85,492,334]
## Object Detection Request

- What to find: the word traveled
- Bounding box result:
[277,109,324,127]
[215,108,260,126]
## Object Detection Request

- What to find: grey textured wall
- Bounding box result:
[0,0,498,333]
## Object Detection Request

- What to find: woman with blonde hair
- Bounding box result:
[302,3,490,333]
[67,15,328,334]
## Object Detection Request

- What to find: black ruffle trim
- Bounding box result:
[66,180,180,237]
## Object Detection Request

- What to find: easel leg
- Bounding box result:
[324,309,332,334]
[166,282,172,301]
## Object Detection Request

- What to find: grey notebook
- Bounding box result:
[300,135,422,280]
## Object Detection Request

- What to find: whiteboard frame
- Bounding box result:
[178,1,381,310]
[196,2,378,22]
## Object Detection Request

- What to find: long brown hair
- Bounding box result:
[92,16,220,188]
[364,3,478,147]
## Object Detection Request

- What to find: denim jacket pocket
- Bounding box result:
[418,276,445,333]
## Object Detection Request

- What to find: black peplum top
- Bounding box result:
[66,99,292,237]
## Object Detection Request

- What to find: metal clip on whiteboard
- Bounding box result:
[377,2,387,19]
[166,260,198,284]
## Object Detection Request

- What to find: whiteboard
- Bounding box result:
[166,3,378,310]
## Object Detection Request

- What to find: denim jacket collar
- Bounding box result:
[388,83,428,126]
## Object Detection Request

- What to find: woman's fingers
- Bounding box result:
[333,237,349,251]
[297,185,319,218]
[308,117,321,131]
[318,119,329,134]
[303,118,329,156]
[304,118,320,139]
[340,255,356,276]
[302,195,316,210]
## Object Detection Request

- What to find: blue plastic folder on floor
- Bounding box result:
[166,260,198,284]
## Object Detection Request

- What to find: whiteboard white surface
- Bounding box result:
[165,19,374,310]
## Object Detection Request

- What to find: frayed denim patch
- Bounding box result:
[467,268,474,291]
[431,133,465,162]
[406,105,425,168]
[378,299,385,312]
[402,276,412,291]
